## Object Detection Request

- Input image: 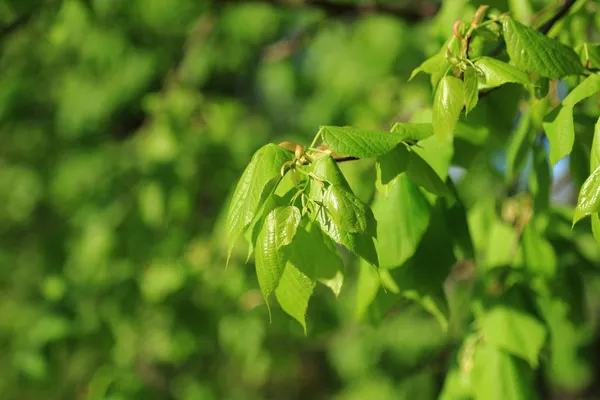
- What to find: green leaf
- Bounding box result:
[375,144,410,193]
[372,174,431,268]
[292,223,345,296]
[433,75,464,142]
[591,117,600,171]
[226,144,292,263]
[376,145,451,197]
[254,206,301,303]
[573,165,600,225]
[409,52,446,81]
[309,157,379,267]
[323,185,375,237]
[562,74,600,107]
[543,106,574,167]
[506,112,532,182]
[474,57,532,89]
[485,221,518,269]
[522,223,557,277]
[578,43,600,69]
[245,194,286,262]
[319,126,403,158]
[463,66,479,114]
[529,143,551,213]
[389,122,435,142]
[354,260,381,320]
[481,305,547,367]
[406,151,452,197]
[472,344,537,400]
[502,16,583,78]
[275,262,316,334]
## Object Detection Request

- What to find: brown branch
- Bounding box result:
[211,0,439,22]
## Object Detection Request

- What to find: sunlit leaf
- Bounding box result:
[573,165,600,225]
[226,144,292,264]
[474,57,532,89]
[543,106,574,167]
[502,16,583,78]
[433,75,464,142]
[255,206,301,303]
[463,66,479,114]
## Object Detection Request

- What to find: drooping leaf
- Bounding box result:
[226,144,292,263]
[245,194,283,262]
[444,180,475,260]
[522,222,557,277]
[433,75,464,142]
[376,145,451,197]
[472,344,537,400]
[254,206,301,303]
[376,144,410,194]
[319,126,403,158]
[463,66,479,114]
[310,154,352,191]
[275,262,316,333]
[474,56,532,89]
[372,174,431,268]
[562,74,600,107]
[481,305,547,367]
[323,185,375,237]
[354,260,381,321]
[573,165,600,225]
[406,151,452,197]
[502,16,584,78]
[385,202,456,330]
[506,112,532,182]
[543,106,574,167]
[292,223,345,296]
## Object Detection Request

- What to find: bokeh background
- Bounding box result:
[1,0,598,399]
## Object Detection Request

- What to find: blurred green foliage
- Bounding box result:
[1,0,600,399]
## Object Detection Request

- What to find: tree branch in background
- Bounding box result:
[538,0,577,34]
[212,0,439,22]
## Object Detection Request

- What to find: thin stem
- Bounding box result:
[309,128,322,149]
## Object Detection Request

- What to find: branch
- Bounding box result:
[211,0,439,22]
[538,0,577,34]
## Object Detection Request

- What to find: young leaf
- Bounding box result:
[472,344,537,400]
[433,75,464,142]
[543,106,574,167]
[573,165,600,225]
[480,305,547,367]
[319,126,403,158]
[509,0,533,23]
[409,52,446,81]
[226,144,292,263]
[502,16,584,78]
[562,74,600,108]
[254,206,301,302]
[372,174,431,269]
[354,260,381,320]
[308,157,379,266]
[275,262,316,333]
[323,185,375,236]
[463,66,479,114]
[474,57,532,89]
